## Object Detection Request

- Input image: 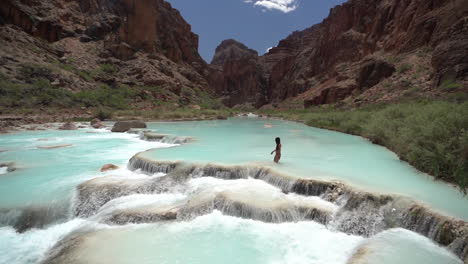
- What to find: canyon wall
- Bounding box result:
[0,0,211,111]
[210,0,468,108]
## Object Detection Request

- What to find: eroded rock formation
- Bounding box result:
[0,0,211,110]
[209,0,468,108]
[122,154,468,261]
[208,39,268,107]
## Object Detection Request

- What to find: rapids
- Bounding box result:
[0,118,466,264]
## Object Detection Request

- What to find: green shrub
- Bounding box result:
[18,64,52,83]
[94,108,113,120]
[388,56,402,64]
[0,77,75,108]
[75,84,135,109]
[397,64,413,74]
[439,80,462,91]
[99,64,118,74]
[403,87,420,97]
[78,71,93,82]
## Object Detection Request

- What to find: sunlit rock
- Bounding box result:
[100,164,119,172]
[111,121,146,133]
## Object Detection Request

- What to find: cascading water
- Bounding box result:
[0,119,466,264]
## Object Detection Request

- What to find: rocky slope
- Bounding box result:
[210,0,468,109]
[0,0,214,116]
[1,0,467,113]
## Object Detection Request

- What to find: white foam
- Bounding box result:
[165,211,363,264]
[0,219,87,264]
[0,167,8,175]
[54,211,361,264]
[93,193,187,221]
[349,228,462,264]
[187,177,338,212]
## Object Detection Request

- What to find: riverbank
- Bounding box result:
[258,100,468,194]
[2,101,466,195]
[0,108,235,133]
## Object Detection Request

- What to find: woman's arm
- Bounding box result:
[271,149,276,155]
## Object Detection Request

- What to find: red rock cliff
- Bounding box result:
[0,0,206,66]
[210,0,468,108]
[0,0,211,107]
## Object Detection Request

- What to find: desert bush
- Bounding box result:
[299,101,468,193]
[94,108,113,120]
[18,64,53,83]
[0,77,74,108]
[397,64,413,74]
[439,80,462,91]
[99,64,118,74]
[75,84,135,109]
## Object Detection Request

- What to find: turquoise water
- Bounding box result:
[0,128,173,208]
[0,119,465,264]
[142,118,468,220]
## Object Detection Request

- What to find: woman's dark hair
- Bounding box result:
[275,137,281,145]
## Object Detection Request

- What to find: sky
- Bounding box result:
[165,0,347,63]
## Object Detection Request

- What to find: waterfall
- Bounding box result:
[122,153,468,261]
[0,203,70,233]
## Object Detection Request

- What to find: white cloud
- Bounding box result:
[245,0,298,13]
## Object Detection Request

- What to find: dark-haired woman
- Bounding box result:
[270,137,282,163]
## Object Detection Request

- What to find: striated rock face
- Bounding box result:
[210,0,468,108]
[432,15,468,84]
[106,0,205,66]
[0,0,204,65]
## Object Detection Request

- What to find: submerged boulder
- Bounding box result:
[37,144,73,149]
[100,164,119,172]
[111,121,147,132]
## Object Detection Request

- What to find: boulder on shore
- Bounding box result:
[59,122,77,130]
[111,121,147,132]
[100,164,119,172]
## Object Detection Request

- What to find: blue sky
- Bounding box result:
[166,0,347,63]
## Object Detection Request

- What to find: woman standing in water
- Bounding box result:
[270,137,281,163]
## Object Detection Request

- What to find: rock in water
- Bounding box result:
[59,122,77,130]
[0,162,16,173]
[90,119,104,129]
[111,121,147,132]
[100,164,119,172]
